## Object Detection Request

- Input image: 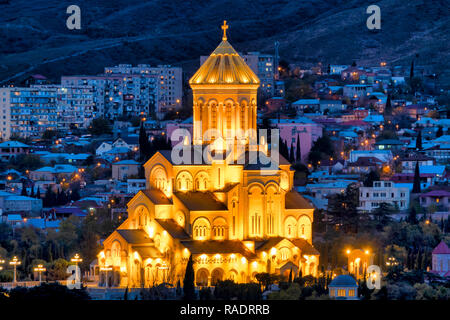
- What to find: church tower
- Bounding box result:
[189,21,260,147]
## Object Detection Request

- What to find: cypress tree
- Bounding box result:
[30,187,35,197]
[21,186,28,196]
[296,134,301,163]
[416,129,422,150]
[412,161,421,193]
[408,206,418,224]
[410,59,414,79]
[139,121,149,161]
[288,268,293,283]
[183,255,196,300]
[36,188,41,199]
[384,94,392,116]
[436,125,444,138]
[289,142,295,163]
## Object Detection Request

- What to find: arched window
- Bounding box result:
[298,216,312,240]
[193,217,211,240]
[279,247,290,261]
[284,216,297,238]
[212,217,227,240]
[176,171,193,192]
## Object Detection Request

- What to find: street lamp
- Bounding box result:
[0,257,5,271]
[9,256,21,283]
[71,253,83,285]
[34,264,46,284]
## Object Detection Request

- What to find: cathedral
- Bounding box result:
[97,21,319,288]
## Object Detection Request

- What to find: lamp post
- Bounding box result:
[9,256,21,283]
[34,264,46,284]
[0,257,5,271]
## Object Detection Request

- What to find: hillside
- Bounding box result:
[0,0,448,87]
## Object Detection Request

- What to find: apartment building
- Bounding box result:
[62,64,182,120]
[358,181,410,212]
[0,87,57,139]
[33,84,95,130]
[201,52,275,97]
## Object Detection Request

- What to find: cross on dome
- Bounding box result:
[221,20,229,41]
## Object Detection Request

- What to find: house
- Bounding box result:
[349,150,392,163]
[0,190,43,216]
[265,97,285,113]
[113,136,139,152]
[328,275,358,300]
[127,179,146,194]
[363,114,384,125]
[400,154,435,173]
[358,181,410,212]
[319,100,345,113]
[405,104,430,120]
[419,190,450,211]
[344,156,384,174]
[430,241,450,278]
[374,139,404,151]
[96,141,113,156]
[343,84,372,98]
[341,66,366,82]
[0,141,31,161]
[272,117,323,163]
[292,99,320,112]
[30,165,79,181]
[166,118,194,147]
[112,160,140,181]
[306,181,354,200]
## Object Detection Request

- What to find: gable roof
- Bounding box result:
[116,229,152,244]
[155,219,190,239]
[141,189,172,205]
[285,191,314,209]
[432,241,450,255]
[174,192,227,211]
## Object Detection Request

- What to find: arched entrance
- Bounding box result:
[211,268,224,285]
[196,268,209,286]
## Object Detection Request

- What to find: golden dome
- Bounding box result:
[189,21,260,86]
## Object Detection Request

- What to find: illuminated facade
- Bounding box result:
[97,22,319,288]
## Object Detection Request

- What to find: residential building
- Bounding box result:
[343,85,373,99]
[419,190,450,211]
[0,190,43,216]
[358,181,410,212]
[112,160,140,181]
[0,87,57,139]
[29,164,79,181]
[0,141,31,161]
[400,154,435,173]
[127,179,146,194]
[272,117,323,163]
[292,99,320,112]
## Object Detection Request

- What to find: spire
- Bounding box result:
[221,20,229,41]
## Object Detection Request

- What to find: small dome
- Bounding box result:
[328,275,357,287]
[189,22,259,86]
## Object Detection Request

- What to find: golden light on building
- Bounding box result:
[95,21,319,289]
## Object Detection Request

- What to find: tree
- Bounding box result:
[139,121,151,161]
[412,161,421,194]
[296,134,302,163]
[21,186,28,196]
[410,60,414,79]
[384,94,392,117]
[363,170,380,187]
[289,142,295,163]
[183,255,196,300]
[88,118,112,136]
[416,130,422,150]
[408,206,418,225]
[288,268,293,283]
[436,125,444,138]
[372,202,396,230]
[326,183,360,233]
